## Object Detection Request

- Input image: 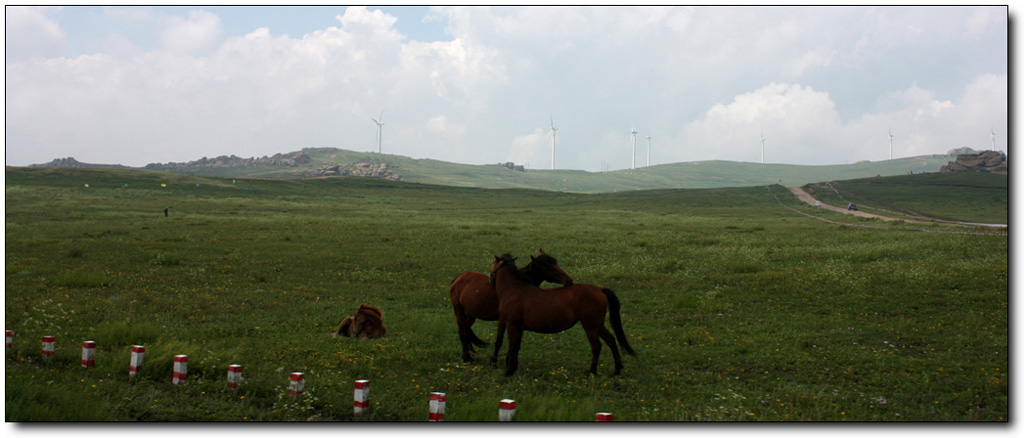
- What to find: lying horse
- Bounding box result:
[335,304,387,339]
[490,254,635,376]
[449,250,573,362]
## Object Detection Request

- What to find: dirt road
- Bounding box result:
[784,185,1007,233]
[786,186,942,226]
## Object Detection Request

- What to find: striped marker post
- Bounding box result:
[172,355,188,384]
[429,392,446,422]
[81,341,97,368]
[6,330,12,350]
[354,380,370,416]
[129,345,145,377]
[227,364,243,390]
[41,336,55,360]
[289,372,305,399]
[499,399,516,422]
[596,412,613,422]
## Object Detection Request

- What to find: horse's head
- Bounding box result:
[489,254,518,286]
[353,305,385,338]
[524,249,573,286]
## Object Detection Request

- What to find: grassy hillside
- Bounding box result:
[4,167,1007,421]
[801,172,1008,225]
[139,147,954,193]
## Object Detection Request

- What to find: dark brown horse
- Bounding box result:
[335,304,387,339]
[449,250,573,362]
[489,254,636,376]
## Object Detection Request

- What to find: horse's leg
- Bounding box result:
[504,324,523,377]
[492,319,507,368]
[466,315,488,347]
[585,325,602,375]
[454,304,474,362]
[598,325,624,376]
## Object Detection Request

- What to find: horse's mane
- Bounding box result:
[357,306,384,327]
[355,305,386,337]
[358,304,383,319]
[498,253,535,283]
[499,253,518,268]
[530,253,558,266]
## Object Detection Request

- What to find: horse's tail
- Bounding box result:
[601,288,637,357]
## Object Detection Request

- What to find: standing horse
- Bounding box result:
[449,250,573,362]
[489,254,636,376]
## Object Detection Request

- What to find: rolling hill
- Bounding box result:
[37,147,957,193]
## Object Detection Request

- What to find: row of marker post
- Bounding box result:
[8,331,614,421]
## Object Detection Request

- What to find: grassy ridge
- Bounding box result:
[4,167,1007,421]
[141,147,954,193]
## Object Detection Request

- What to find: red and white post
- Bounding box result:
[6,330,12,350]
[354,380,370,416]
[41,336,55,360]
[172,355,188,384]
[289,372,305,399]
[129,345,145,377]
[81,341,96,368]
[429,392,446,422]
[499,399,516,422]
[596,412,613,422]
[227,364,243,390]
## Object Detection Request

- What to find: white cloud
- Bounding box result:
[674,83,842,164]
[160,9,223,54]
[5,6,65,60]
[668,73,1006,167]
[509,128,551,169]
[966,7,1001,36]
[102,6,155,22]
[3,6,1009,171]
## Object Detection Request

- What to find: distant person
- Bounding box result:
[164,208,169,217]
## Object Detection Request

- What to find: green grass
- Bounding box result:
[4,166,1008,421]
[139,147,954,193]
[803,172,1008,225]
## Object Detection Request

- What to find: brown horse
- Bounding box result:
[489,254,635,376]
[449,250,573,362]
[335,304,387,339]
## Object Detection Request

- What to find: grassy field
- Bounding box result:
[4,167,1008,421]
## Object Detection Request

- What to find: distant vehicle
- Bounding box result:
[847,203,858,211]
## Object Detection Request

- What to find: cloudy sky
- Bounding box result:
[5,5,1009,171]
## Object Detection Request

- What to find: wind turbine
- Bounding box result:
[991,127,996,151]
[888,128,894,160]
[630,124,638,170]
[760,128,766,164]
[646,132,652,167]
[549,116,557,170]
[372,111,384,153]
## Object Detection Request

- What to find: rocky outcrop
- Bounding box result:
[497,161,526,171]
[940,150,1007,175]
[145,151,311,172]
[946,147,977,156]
[31,157,129,169]
[300,162,403,181]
